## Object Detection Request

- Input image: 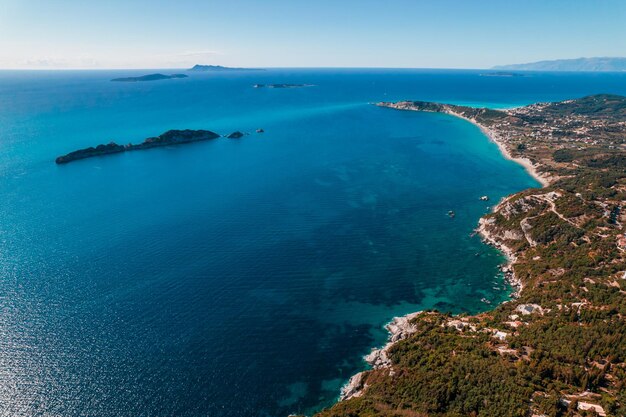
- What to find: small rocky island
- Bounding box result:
[111,73,188,82]
[226,131,245,139]
[56,129,221,164]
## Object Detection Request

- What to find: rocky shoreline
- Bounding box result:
[336,101,553,406]
[338,219,524,404]
[434,106,552,299]
[477,214,523,298]
[319,95,626,417]
[376,101,555,298]
[340,312,422,401]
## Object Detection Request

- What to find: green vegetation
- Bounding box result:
[318,95,626,416]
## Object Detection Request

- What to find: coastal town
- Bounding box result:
[316,95,626,417]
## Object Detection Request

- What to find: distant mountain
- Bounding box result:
[111,73,188,82]
[493,57,626,72]
[188,65,264,72]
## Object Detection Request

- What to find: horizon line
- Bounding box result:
[1,67,625,73]
[0,66,492,71]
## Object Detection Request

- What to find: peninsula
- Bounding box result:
[111,73,188,82]
[315,94,626,417]
[56,129,220,164]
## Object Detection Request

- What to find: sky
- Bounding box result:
[0,0,625,69]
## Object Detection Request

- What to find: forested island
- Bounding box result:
[111,73,188,82]
[56,129,222,164]
[315,94,626,417]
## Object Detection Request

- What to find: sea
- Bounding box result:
[1,68,625,416]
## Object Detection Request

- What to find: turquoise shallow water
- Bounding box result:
[0,69,625,416]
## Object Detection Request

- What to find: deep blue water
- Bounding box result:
[0,69,625,416]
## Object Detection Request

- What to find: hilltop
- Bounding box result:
[538,94,626,119]
[494,57,626,72]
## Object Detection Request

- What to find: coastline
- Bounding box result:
[336,104,550,406]
[440,109,551,188]
[339,312,422,401]
[445,108,550,298]
[321,94,626,417]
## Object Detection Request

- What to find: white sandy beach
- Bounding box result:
[442,109,551,188]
